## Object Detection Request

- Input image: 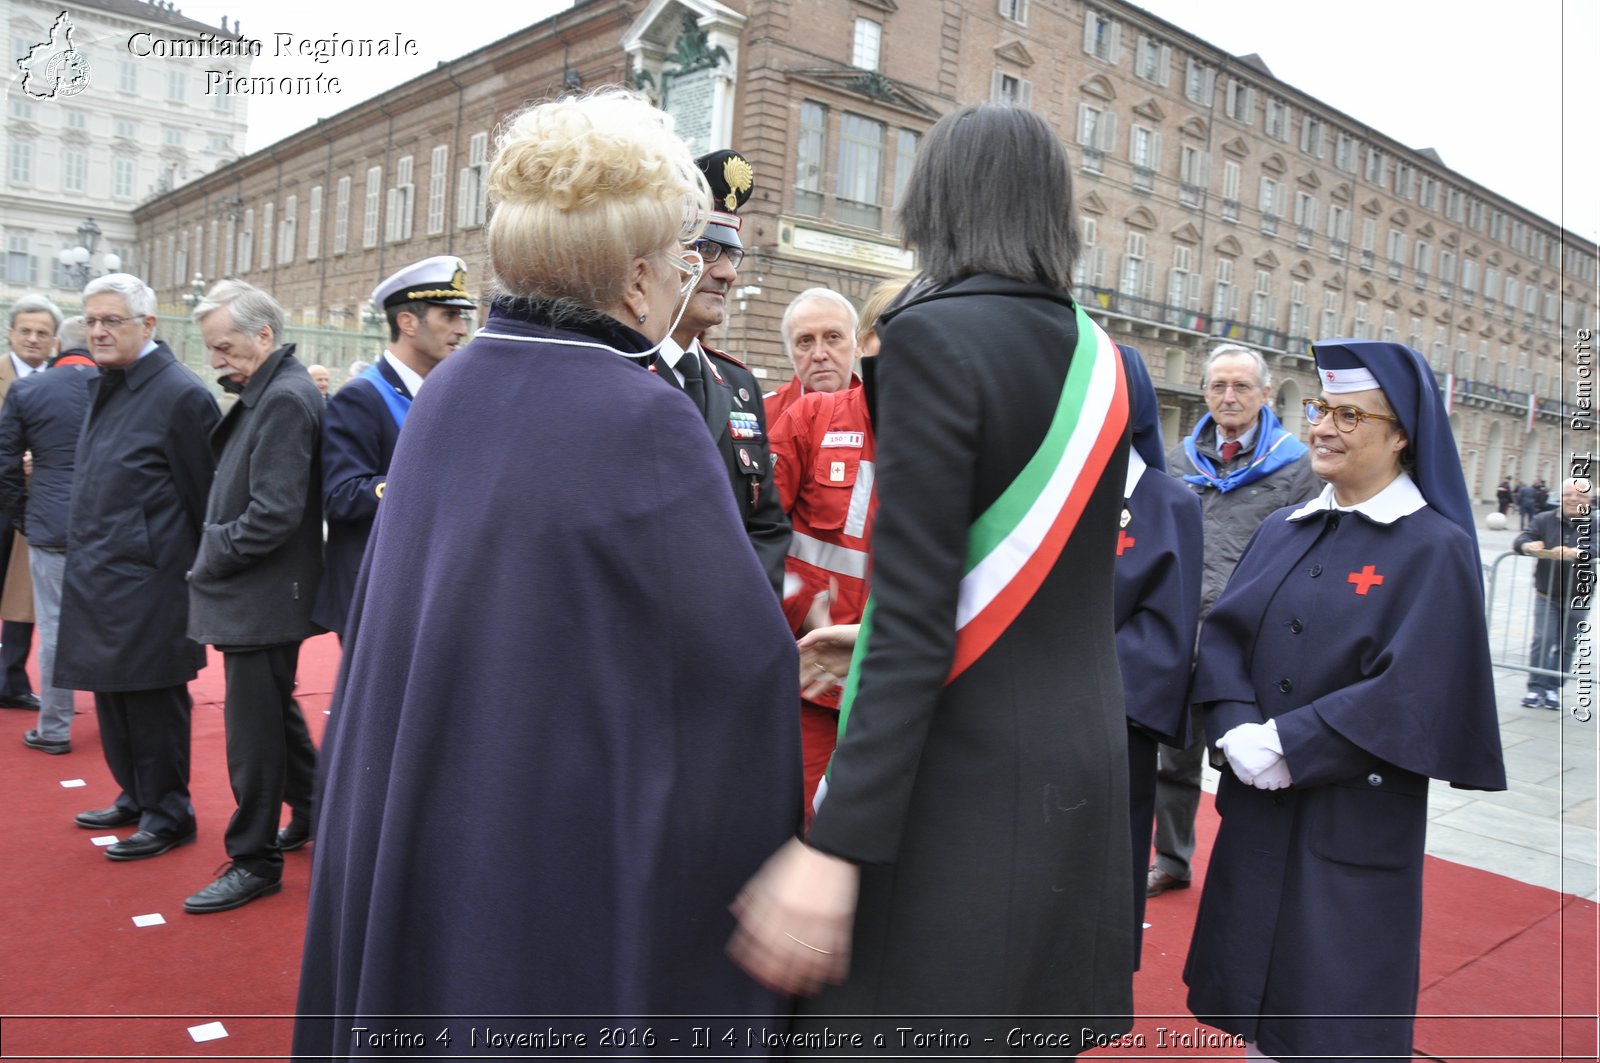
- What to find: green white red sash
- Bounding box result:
[832,305,1128,747]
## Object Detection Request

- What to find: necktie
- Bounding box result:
[679,351,707,415]
[1220,440,1242,463]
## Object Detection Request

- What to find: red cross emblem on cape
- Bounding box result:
[1116,529,1135,556]
[1347,564,1385,595]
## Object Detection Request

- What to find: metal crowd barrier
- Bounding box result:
[1484,550,1572,682]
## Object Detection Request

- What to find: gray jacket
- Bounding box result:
[1167,424,1321,619]
[188,344,324,646]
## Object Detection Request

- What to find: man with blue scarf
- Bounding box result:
[1147,343,1320,898]
[314,256,474,639]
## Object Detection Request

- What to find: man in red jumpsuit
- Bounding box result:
[767,288,874,814]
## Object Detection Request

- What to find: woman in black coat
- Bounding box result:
[731,103,1137,1052]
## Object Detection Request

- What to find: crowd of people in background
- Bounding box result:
[8,84,1566,1060]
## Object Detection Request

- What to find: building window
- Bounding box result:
[206,134,230,152]
[1489,209,1507,242]
[1413,240,1432,286]
[115,118,137,139]
[1299,115,1326,158]
[991,71,1033,107]
[1483,267,1499,311]
[1258,177,1283,235]
[1119,230,1148,299]
[1289,281,1309,339]
[1445,186,1464,221]
[1263,98,1288,141]
[1353,300,1369,338]
[1134,35,1169,85]
[1321,291,1340,337]
[238,209,254,271]
[1363,147,1387,186]
[119,60,138,93]
[851,19,881,71]
[1129,125,1159,191]
[427,145,449,235]
[1293,192,1318,247]
[1247,269,1274,328]
[1221,160,1241,222]
[1380,309,1397,342]
[1223,78,1255,124]
[1179,146,1207,207]
[835,113,884,229]
[65,109,87,130]
[1467,197,1484,231]
[5,235,33,285]
[279,194,297,265]
[163,126,185,148]
[306,186,322,260]
[8,141,33,185]
[62,149,86,194]
[386,155,415,243]
[1185,57,1215,104]
[333,177,350,255]
[456,132,488,228]
[1084,11,1121,63]
[1212,256,1237,321]
[1327,204,1351,259]
[1418,174,1439,211]
[1438,250,1456,297]
[795,101,826,217]
[1460,259,1477,304]
[1334,132,1358,173]
[260,204,274,271]
[1385,229,1406,280]
[999,0,1028,24]
[214,88,231,113]
[1073,216,1105,290]
[1168,243,1195,309]
[1393,162,1414,200]
[112,157,135,199]
[167,70,186,102]
[1075,104,1116,173]
[363,165,383,248]
[892,129,918,208]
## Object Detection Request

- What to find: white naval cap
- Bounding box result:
[371,255,476,313]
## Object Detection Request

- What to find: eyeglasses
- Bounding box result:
[85,315,137,330]
[690,239,744,270]
[1206,381,1259,396]
[1304,398,1401,433]
[666,248,705,297]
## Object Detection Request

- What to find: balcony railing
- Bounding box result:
[1330,239,1346,260]
[1261,213,1279,236]
[1081,147,1105,174]
[1221,198,1240,222]
[1360,249,1375,271]
[1296,226,1314,248]
[1078,286,1296,354]
[1133,165,1155,191]
[1180,183,1203,208]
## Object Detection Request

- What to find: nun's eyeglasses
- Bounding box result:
[1304,398,1401,433]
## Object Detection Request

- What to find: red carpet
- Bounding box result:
[1,632,1594,1061]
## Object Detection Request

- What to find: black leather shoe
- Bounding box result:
[1146,866,1191,897]
[105,826,197,861]
[183,863,282,914]
[0,692,40,710]
[23,728,70,754]
[75,805,139,829]
[277,821,312,852]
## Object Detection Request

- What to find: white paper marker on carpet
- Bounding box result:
[188,1022,228,1043]
[90,835,118,846]
[132,913,166,927]
[59,778,86,788]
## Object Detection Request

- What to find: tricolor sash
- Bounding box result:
[832,304,1129,748]
[360,363,412,431]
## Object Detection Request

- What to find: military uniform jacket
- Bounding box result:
[1185,491,1505,1060]
[652,342,789,595]
[314,357,406,634]
[55,345,219,691]
[188,345,324,647]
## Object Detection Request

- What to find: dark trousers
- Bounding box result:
[221,643,317,879]
[1529,595,1587,694]
[94,685,194,835]
[1152,734,1204,880]
[0,619,34,696]
[1126,724,1159,969]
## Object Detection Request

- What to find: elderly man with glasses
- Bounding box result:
[650,149,789,594]
[1147,343,1321,899]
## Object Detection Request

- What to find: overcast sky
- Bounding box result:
[175,0,1597,243]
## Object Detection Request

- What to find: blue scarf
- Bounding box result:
[360,362,411,431]
[1181,405,1307,493]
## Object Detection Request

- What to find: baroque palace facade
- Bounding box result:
[128,0,1596,499]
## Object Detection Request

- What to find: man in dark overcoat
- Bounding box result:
[312,256,473,637]
[57,274,219,860]
[0,315,98,755]
[184,280,323,914]
[652,150,789,594]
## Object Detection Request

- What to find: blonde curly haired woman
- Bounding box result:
[294,89,802,1054]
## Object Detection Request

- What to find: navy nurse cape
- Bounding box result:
[292,313,802,1058]
[1184,501,1504,1060]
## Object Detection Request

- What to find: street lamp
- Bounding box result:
[57,217,122,289]
[181,273,207,312]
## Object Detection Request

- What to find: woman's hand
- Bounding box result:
[728,838,859,996]
[798,623,860,699]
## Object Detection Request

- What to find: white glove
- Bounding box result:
[1249,758,1293,790]
[1217,720,1285,784]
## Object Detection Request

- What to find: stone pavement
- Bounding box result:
[1197,502,1598,900]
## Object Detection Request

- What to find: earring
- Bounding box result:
[639,314,647,324]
